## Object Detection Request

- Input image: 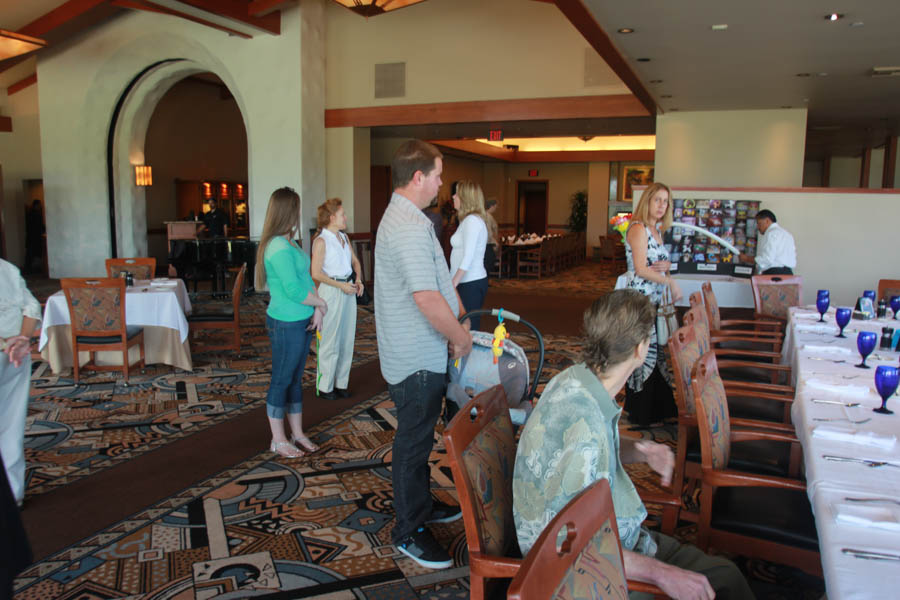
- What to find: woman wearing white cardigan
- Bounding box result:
[449,180,489,331]
[311,198,363,400]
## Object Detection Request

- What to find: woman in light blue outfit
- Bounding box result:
[255,187,328,458]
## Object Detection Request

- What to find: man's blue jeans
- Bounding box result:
[265,315,312,418]
[389,369,446,543]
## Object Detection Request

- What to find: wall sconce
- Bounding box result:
[202,182,213,199]
[219,182,229,198]
[135,165,153,186]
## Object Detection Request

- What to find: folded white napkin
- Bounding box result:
[802,343,853,355]
[796,323,836,334]
[805,378,870,397]
[812,425,897,450]
[794,311,828,321]
[832,502,900,531]
[150,280,177,287]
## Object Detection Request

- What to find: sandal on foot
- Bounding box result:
[270,440,305,458]
[292,435,320,453]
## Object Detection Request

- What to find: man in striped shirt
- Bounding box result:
[375,140,472,569]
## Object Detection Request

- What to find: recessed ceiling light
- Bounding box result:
[649,79,663,84]
[617,28,634,34]
[636,57,651,62]
[817,72,829,77]
[850,21,864,27]
[711,24,728,31]
[826,13,844,21]
[796,73,812,77]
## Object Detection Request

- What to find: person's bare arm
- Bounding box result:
[623,550,714,600]
[620,438,674,486]
[628,224,668,285]
[311,237,356,294]
[413,290,472,358]
[4,316,39,368]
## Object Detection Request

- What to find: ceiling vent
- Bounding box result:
[375,62,406,98]
[871,66,900,78]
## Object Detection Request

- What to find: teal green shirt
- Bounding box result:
[264,236,315,322]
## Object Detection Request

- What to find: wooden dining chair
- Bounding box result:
[691,351,821,575]
[750,274,803,325]
[516,244,542,278]
[507,480,631,600]
[187,263,246,352]
[700,282,783,340]
[60,277,145,383]
[105,257,157,280]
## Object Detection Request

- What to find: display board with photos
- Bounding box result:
[663,198,761,276]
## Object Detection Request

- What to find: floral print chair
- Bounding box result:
[105,257,157,281]
[750,274,803,323]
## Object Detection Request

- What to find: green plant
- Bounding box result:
[567,190,588,232]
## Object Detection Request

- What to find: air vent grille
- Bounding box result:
[375,62,406,98]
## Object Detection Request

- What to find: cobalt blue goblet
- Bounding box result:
[891,296,900,320]
[835,307,852,338]
[863,290,877,304]
[856,331,877,369]
[816,290,830,322]
[874,365,899,415]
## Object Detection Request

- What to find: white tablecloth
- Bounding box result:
[39,279,192,348]
[614,273,754,308]
[786,306,900,599]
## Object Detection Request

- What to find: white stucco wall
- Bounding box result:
[36,4,320,277]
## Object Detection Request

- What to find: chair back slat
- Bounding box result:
[700,281,722,330]
[682,305,711,353]
[232,263,247,315]
[507,480,628,600]
[106,257,156,280]
[691,352,732,471]
[61,278,126,335]
[751,275,802,320]
[668,323,704,415]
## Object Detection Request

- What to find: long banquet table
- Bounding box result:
[785,306,900,599]
[39,279,193,373]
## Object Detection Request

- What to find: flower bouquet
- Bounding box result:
[609,213,632,244]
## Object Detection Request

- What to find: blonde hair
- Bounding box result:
[317,198,343,230]
[456,180,486,222]
[255,187,301,290]
[632,182,673,233]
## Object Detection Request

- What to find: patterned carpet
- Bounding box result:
[489,260,623,297]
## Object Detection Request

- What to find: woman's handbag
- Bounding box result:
[354,271,371,306]
[656,285,678,346]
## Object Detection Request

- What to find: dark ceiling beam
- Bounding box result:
[883,136,897,189]
[552,0,657,116]
[110,0,253,38]
[248,0,293,17]
[18,0,108,37]
[0,116,11,132]
[175,0,281,34]
[8,73,37,96]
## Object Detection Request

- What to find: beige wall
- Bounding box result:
[868,147,885,189]
[505,163,588,227]
[587,162,610,249]
[326,126,372,232]
[829,156,861,188]
[325,0,626,109]
[673,187,900,305]
[656,109,807,187]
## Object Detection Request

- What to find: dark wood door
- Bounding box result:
[517,181,548,235]
[370,166,391,234]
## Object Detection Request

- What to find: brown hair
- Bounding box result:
[456,180,486,222]
[632,182,673,233]
[582,289,654,374]
[255,187,301,290]
[391,139,442,190]
[317,197,343,230]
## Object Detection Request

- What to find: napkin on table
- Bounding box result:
[801,343,852,355]
[812,424,896,450]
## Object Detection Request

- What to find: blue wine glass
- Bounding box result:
[816,290,830,322]
[856,331,877,368]
[864,290,877,304]
[874,365,899,414]
[835,307,852,338]
[891,296,900,320]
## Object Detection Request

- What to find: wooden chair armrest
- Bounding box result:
[717,359,791,372]
[713,348,781,361]
[724,378,794,394]
[627,579,668,597]
[725,387,795,403]
[711,334,781,347]
[469,553,522,577]
[731,428,798,444]
[730,418,795,433]
[638,490,681,507]
[702,467,806,491]
[721,318,783,331]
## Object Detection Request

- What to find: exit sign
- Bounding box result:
[528,169,539,177]
[489,129,503,141]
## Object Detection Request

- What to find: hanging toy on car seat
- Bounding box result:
[492,311,509,364]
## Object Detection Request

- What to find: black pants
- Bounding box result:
[624,365,677,428]
[458,277,489,330]
[762,266,793,275]
[389,370,446,543]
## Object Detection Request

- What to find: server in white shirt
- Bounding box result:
[739,209,796,275]
[311,198,364,400]
[0,259,41,507]
[449,181,490,330]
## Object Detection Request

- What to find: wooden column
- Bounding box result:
[883,136,898,189]
[822,156,831,187]
[860,147,872,188]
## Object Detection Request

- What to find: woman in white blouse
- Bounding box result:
[0,258,41,508]
[450,180,489,330]
[311,198,363,400]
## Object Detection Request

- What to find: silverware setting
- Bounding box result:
[823,454,899,468]
[814,417,872,424]
[811,399,860,407]
[808,357,847,363]
[844,497,900,506]
[842,548,900,561]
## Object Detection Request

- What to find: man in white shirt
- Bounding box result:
[739,209,796,275]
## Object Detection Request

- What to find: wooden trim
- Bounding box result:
[325,94,648,128]
[110,0,252,39]
[19,0,107,37]
[671,185,900,194]
[248,0,292,16]
[433,139,654,163]
[822,156,831,187]
[176,0,280,34]
[552,0,657,116]
[7,73,37,96]
[0,116,11,132]
[860,147,872,188]
[883,136,897,189]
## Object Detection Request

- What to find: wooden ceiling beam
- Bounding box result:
[248,0,293,17]
[18,0,108,38]
[432,139,654,163]
[8,73,37,96]
[175,0,281,34]
[110,0,253,38]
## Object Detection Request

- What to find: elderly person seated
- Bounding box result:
[512,289,754,600]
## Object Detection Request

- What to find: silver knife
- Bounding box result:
[823,455,900,468]
[842,548,900,561]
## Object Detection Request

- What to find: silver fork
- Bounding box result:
[845,497,900,506]
[814,416,872,424]
[811,398,860,407]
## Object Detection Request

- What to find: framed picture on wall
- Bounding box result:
[619,164,655,204]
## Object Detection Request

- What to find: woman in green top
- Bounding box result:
[255,187,328,458]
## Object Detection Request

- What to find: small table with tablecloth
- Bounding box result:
[39,279,193,373]
[784,306,900,599]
